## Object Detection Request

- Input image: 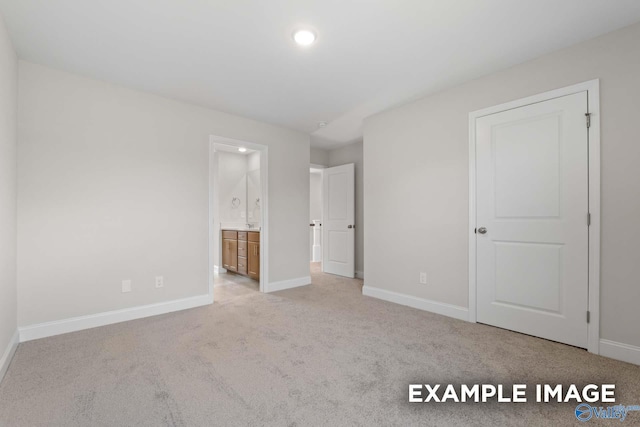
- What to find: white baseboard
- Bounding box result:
[362,285,468,321]
[265,276,311,293]
[0,330,19,384]
[19,293,213,342]
[213,265,227,274]
[355,271,364,280]
[600,339,640,366]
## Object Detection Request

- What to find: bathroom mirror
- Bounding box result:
[246,169,261,226]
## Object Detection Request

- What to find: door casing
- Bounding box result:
[468,80,601,354]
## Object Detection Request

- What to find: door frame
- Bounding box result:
[467,79,601,354]
[309,164,325,266]
[209,135,269,296]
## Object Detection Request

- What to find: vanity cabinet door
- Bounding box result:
[222,238,238,271]
[248,241,260,280]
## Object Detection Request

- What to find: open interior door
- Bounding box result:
[322,163,355,278]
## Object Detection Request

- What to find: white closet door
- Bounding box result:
[475,91,589,348]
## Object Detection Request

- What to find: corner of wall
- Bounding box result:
[599,340,640,366]
[265,276,311,293]
[362,285,469,321]
[0,330,19,384]
[310,147,330,166]
[18,292,213,343]
[0,8,19,386]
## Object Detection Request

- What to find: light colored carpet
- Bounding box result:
[1,263,639,426]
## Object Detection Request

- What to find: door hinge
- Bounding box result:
[585,113,591,128]
[587,311,591,324]
[474,228,477,234]
[587,212,591,226]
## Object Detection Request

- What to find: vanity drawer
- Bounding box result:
[248,231,260,242]
[222,230,237,239]
[238,231,248,241]
[238,240,247,256]
[237,256,247,274]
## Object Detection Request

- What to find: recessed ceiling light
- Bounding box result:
[238,147,247,152]
[317,121,328,128]
[293,29,316,46]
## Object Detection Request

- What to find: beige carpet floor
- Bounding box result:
[1,263,639,426]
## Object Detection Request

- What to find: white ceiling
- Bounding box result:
[2,1,640,149]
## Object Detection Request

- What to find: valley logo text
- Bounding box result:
[409,384,615,403]
[575,403,640,422]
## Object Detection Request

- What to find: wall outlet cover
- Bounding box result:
[419,272,427,285]
[155,276,164,288]
[122,279,132,293]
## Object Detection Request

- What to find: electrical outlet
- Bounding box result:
[419,272,427,285]
[155,276,164,288]
[122,279,132,293]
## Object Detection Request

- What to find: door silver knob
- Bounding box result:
[477,227,487,235]
[347,225,353,229]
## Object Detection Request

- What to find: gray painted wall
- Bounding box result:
[364,23,640,347]
[310,147,329,166]
[0,13,17,368]
[17,61,310,327]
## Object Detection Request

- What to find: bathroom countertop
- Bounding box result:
[221,227,261,232]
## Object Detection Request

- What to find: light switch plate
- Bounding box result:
[122,279,132,293]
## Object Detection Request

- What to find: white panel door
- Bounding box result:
[476,91,589,348]
[322,163,355,278]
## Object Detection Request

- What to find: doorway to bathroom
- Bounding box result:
[209,136,268,300]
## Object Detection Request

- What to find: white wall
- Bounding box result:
[364,23,640,348]
[328,141,364,277]
[17,61,310,327]
[0,13,17,373]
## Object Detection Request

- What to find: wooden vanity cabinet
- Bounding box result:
[248,231,260,280]
[222,230,238,272]
[221,229,259,280]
